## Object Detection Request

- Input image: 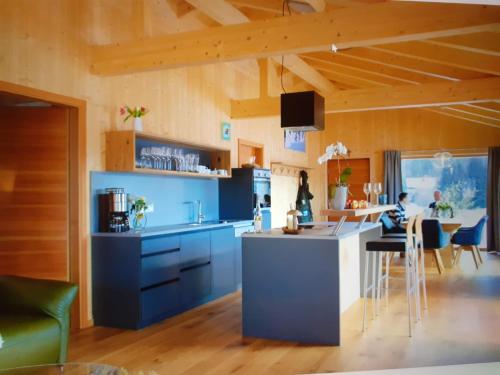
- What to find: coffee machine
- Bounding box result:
[98,188,130,232]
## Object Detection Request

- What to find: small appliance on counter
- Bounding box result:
[98,188,130,232]
[219,168,271,230]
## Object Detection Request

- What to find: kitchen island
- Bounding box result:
[242,218,384,345]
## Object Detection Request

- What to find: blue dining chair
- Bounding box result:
[451,216,488,269]
[422,219,451,274]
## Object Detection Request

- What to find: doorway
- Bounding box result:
[0,82,88,329]
[327,158,370,221]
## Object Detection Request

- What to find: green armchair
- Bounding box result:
[0,275,78,370]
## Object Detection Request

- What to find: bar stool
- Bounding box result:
[381,213,428,317]
[363,215,418,337]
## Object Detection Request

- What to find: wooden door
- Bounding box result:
[0,107,69,280]
[327,158,370,221]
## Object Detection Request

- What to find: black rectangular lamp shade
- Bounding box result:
[280,91,325,132]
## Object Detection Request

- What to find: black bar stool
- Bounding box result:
[363,215,418,337]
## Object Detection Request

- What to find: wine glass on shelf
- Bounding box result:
[363,182,372,206]
[373,182,382,206]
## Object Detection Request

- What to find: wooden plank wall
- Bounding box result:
[0,107,69,280]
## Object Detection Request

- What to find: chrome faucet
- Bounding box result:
[195,200,205,224]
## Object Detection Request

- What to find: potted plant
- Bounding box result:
[120,105,148,132]
[318,142,350,210]
[436,201,454,219]
[129,195,149,231]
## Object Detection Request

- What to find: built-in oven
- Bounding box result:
[253,169,271,209]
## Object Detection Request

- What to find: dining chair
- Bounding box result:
[422,219,451,274]
[451,216,488,269]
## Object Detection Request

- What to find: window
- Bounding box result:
[402,155,488,247]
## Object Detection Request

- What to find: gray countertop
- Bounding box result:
[242,221,381,240]
[92,220,254,238]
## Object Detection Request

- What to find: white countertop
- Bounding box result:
[92,220,254,238]
[243,221,381,240]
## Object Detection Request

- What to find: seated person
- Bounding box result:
[385,192,409,233]
[429,190,442,217]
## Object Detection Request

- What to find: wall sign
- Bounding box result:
[221,122,231,141]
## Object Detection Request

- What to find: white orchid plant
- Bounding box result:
[317,142,349,165]
[318,142,352,198]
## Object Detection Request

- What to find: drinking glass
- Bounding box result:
[373,182,382,206]
[193,154,199,173]
[363,182,372,205]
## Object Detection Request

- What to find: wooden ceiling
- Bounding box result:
[88,0,500,128]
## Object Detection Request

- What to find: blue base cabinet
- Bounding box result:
[92,226,241,330]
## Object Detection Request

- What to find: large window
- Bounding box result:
[402,155,488,247]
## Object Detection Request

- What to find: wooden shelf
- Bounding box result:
[132,167,231,179]
[105,130,231,179]
[320,205,396,217]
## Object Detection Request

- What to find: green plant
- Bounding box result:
[129,196,149,220]
[436,201,452,211]
[339,167,352,186]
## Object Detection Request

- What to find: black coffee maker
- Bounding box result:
[98,188,130,232]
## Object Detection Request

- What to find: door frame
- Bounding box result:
[0,81,89,329]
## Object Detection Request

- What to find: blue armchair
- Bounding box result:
[422,219,451,274]
[451,216,488,269]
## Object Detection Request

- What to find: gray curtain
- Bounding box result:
[487,146,500,252]
[384,150,402,205]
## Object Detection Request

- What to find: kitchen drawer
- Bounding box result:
[180,231,210,270]
[141,235,180,256]
[141,280,180,323]
[141,249,180,288]
[180,263,211,306]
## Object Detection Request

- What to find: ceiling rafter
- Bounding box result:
[184,0,336,94]
[90,2,500,75]
[424,108,500,129]
[371,41,500,75]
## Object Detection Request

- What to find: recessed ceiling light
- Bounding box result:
[331,44,338,53]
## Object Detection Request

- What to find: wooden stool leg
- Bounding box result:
[420,245,428,310]
[371,250,376,320]
[405,248,412,337]
[362,251,370,332]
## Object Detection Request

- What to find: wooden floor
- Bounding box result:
[70,253,500,374]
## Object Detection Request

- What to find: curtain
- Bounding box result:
[487,146,500,252]
[384,150,402,205]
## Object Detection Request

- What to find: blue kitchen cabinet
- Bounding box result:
[210,227,236,298]
[92,225,243,330]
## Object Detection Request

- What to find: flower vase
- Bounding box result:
[332,186,348,210]
[133,117,143,132]
[133,212,147,231]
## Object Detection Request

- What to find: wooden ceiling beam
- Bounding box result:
[185,0,335,94]
[445,105,500,122]
[301,52,442,84]
[425,108,500,129]
[230,76,500,118]
[423,32,500,57]
[468,102,500,114]
[372,40,500,75]
[339,48,487,80]
[90,2,500,75]
[270,55,337,94]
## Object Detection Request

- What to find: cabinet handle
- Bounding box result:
[180,261,211,273]
[142,247,180,258]
[140,277,180,292]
